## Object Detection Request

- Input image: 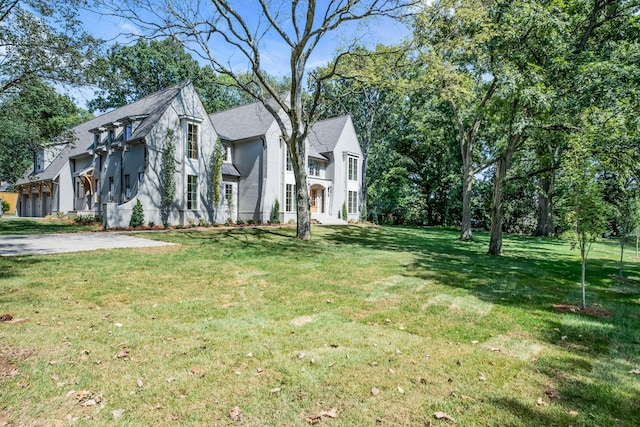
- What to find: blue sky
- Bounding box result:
[71,2,411,109]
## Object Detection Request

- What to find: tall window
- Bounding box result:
[224,184,233,203]
[108,177,114,201]
[348,191,358,214]
[108,129,115,145]
[285,184,295,212]
[187,123,198,159]
[348,156,358,181]
[286,149,292,171]
[124,174,131,199]
[187,175,198,209]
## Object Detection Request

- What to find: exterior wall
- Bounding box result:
[234,137,265,221]
[327,118,362,221]
[105,85,219,228]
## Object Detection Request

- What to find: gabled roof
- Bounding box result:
[308,115,350,154]
[16,81,190,185]
[209,98,282,141]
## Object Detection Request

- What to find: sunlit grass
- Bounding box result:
[0,226,638,426]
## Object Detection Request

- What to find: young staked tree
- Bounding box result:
[561,143,607,310]
[99,0,418,240]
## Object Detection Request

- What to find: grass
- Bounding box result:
[0,224,639,426]
[0,217,101,235]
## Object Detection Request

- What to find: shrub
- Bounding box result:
[247,219,255,225]
[341,202,347,221]
[148,221,155,227]
[129,199,144,227]
[236,218,245,225]
[1,199,9,213]
[270,199,280,224]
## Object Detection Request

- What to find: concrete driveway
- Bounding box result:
[0,232,176,256]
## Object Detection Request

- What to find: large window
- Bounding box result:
[348,191,358,214]
[348,156,358,181]
[286,149,292,171]
[187,123,198,159]
[187,175,198,209]
[285,184,295,212]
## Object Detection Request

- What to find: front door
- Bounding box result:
[310,189,317,213]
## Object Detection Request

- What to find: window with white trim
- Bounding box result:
[348,190,358,214]
[187,123,198,159]
[309,159,320,177]
[187,174,198,209]
[286,148,292,171]
[348,156,358,181]
[224,144,232,163]
[285,184,295,212]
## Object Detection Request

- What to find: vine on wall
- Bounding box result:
[161,129,176,226]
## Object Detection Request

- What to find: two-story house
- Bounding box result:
[15,82,362,227]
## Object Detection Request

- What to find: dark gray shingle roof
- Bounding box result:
[16,81,189,185]
[222,163,241,177]
[209,98,281,141]
[308,115,350,154]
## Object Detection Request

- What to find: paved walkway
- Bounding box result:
[0,233,176,256]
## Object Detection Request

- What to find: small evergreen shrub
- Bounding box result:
[270,199,281,224]
[129,199,144,227]
[341,202,347,221]
[1,199,9,213]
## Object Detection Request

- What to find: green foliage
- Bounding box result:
[0,0,101,99]
[0,80,90,182]
[341,202,348,221]
[1,199,9,213]
[212,140,224,207]
[89,37,253,113]
[129,199,144,228]
[270,199,280,224]
[161,130,176,226]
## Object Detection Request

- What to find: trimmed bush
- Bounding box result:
[130,199,144,227]
[270,199,281,224]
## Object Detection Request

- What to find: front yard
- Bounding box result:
[1,225,638,425]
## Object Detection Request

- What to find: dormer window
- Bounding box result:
[35,150,44,173]
[93,133,100,148]
[124,123,132,141]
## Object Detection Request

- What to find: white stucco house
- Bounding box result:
[15,82,362,227]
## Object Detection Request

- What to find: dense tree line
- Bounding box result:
[1,1,639,258]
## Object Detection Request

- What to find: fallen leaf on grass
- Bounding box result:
[460,394,476,402]
[478,373,486,381]
[371,388,379,397]
[536,397,547,406]
[112,409,125,419]
[270,387,281,393]
[629,369,640,374]
[229,406,242,422]
[434,412,457,423]
[568,410,579,416]
[306,408,338,424]
[136,379,143,388]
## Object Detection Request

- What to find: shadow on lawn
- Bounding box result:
[324,225,640,424]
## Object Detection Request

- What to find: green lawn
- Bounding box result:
[1,225,638,426]
[0,217,101,235]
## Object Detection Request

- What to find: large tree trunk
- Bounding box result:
[488,134,521,255]
[534,176,554,236]
[488,155,508,255]
[460,143,474,241]
[289,132,311,240]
